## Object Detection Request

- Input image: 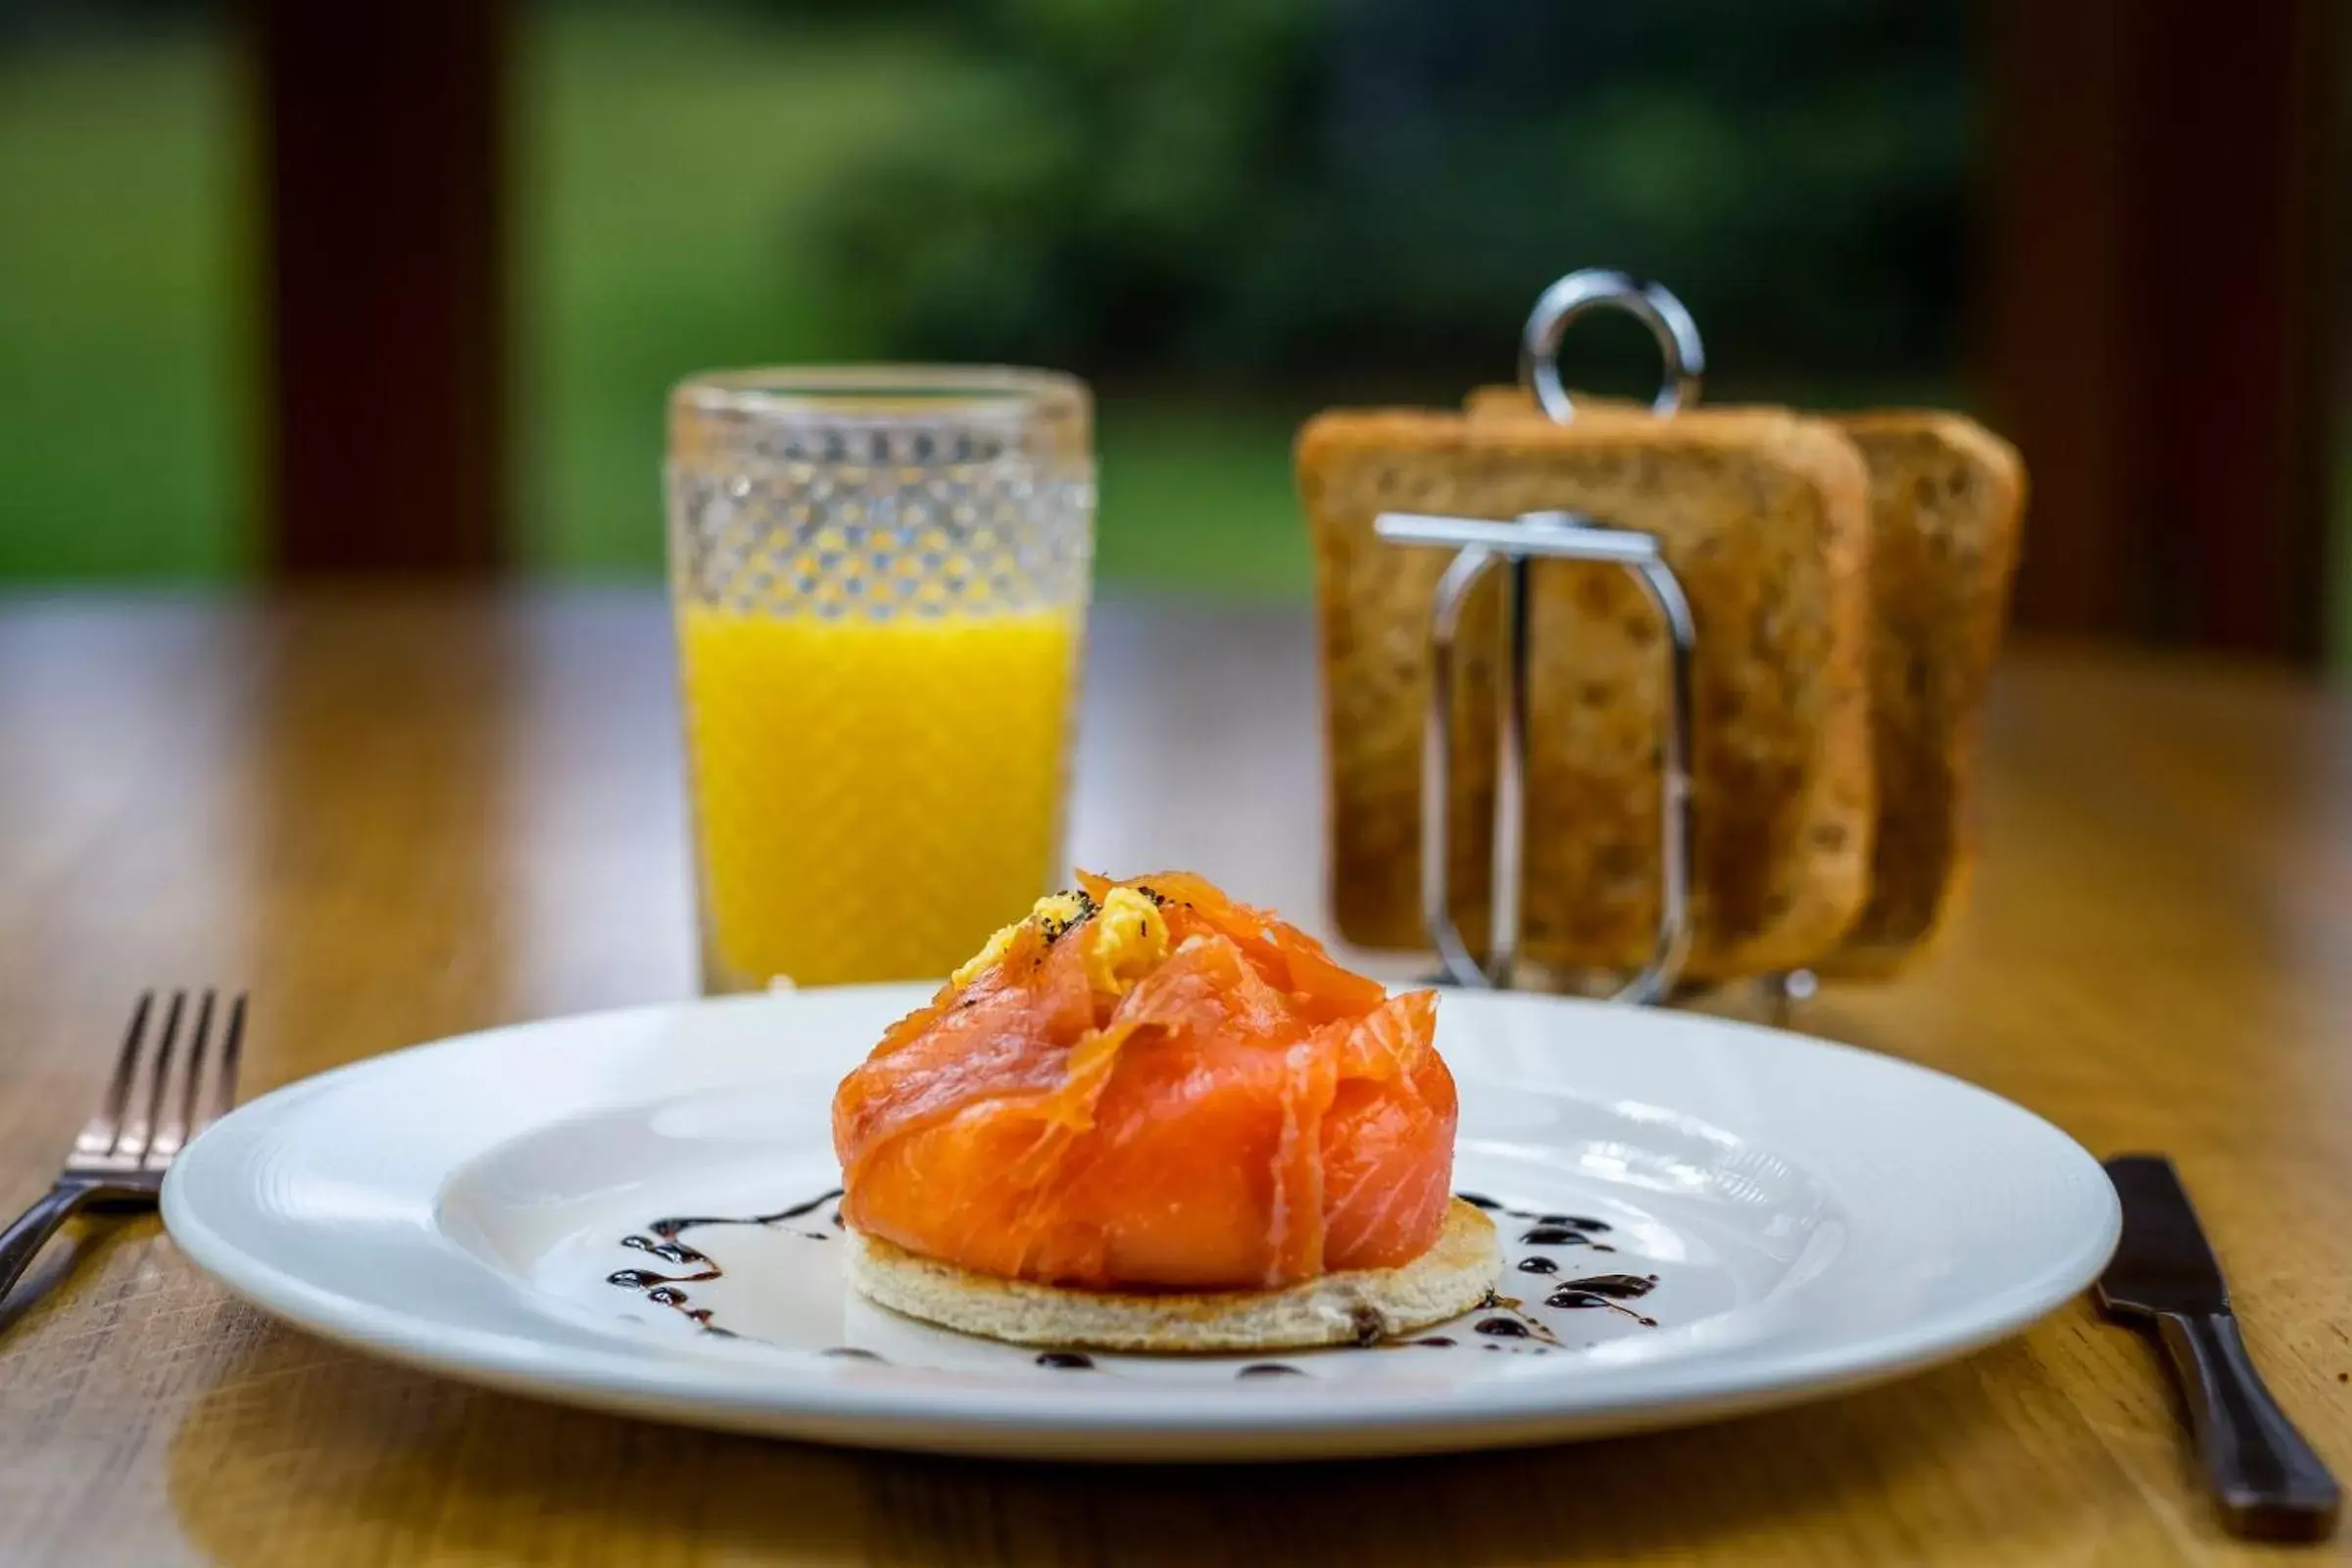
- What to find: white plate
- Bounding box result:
[163,987,2118,1461]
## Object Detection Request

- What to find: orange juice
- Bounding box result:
[677,602,1082,987]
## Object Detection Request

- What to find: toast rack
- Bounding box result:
[1375,270,1812,1018]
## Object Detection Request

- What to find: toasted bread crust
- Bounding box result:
[847,1198,1500,1352]
[1298,406,1874,980]
[1446,389,2024,976]
[1817,413,2024,975]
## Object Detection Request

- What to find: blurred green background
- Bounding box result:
[2,0,1971,597]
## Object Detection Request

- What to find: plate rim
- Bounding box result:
[162,987,2123,1459]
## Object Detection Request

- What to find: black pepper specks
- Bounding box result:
[1037,890,1100,945]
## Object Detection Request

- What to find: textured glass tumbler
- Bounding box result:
[666,367,1093,992]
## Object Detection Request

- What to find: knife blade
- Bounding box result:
[2098,1153,2233,1318]
[2098,1153,2339,1542]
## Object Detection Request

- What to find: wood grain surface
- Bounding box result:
[0,590,2347,1566]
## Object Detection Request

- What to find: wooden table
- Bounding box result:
[1,589,2347,1566]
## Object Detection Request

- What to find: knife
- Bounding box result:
[2097,1153,2339,1541]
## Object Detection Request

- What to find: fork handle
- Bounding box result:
[0,1181,103,1302]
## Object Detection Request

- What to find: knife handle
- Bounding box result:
[2155,1311,2340,1541]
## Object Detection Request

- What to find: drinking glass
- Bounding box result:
[666,366,1092,991]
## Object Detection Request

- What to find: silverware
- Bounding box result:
[0,991,245,1308]
[2098,1153,2339,1541]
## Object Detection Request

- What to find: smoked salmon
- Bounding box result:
[831,872,1458,1292]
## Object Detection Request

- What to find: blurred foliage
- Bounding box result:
[798,0,1973,391]
[0,22,248,579]
[0,0,1971,591]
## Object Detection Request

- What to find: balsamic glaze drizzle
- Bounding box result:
[1469,1289,1564,1348]
[648,1187,845,1246]
[607,1266,717,1290]
[620,1283,715,1330]
[620,1234,709,1267]
[603,1186,1661,1364]
[1537,1213,1612,1234]
[1518,1226,1593,1248]
[1544,1273,1661,1326]
[1466,1192,1612,1235]
[609,1187,845,1341]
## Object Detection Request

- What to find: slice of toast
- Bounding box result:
[847,1197,1500,1351]
[1467,388,2026,975]
[1818,414,2025,974]
[1298,407,1874,981]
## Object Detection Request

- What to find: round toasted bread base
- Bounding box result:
[845,1198,1499,1352]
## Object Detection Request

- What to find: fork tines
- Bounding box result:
[74,989,245,1177]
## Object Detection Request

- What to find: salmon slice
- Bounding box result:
[831,872,1457,1291]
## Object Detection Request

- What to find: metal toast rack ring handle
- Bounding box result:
[1520,269,1707,424]
[1372,270,1705,1004]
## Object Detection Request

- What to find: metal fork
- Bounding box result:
[0,991,245,1303]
